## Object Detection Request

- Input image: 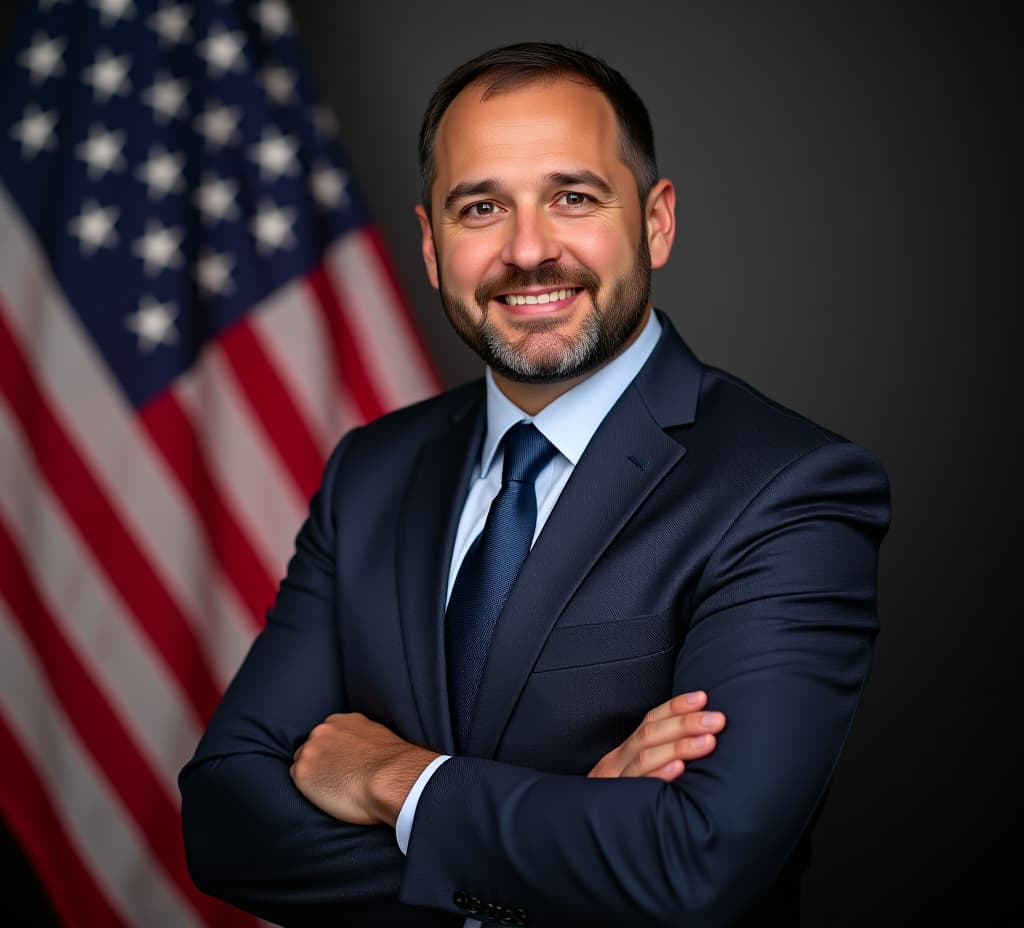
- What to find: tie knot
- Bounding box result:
[501,422,555,485]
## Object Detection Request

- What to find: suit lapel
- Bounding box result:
[396,391,484,755]
[465,319,701,756]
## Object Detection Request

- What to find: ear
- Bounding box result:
[414,204,440,290]
[644,179,676,270]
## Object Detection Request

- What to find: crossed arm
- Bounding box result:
[289,690,727,828]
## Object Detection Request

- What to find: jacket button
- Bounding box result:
[514,907,528,926]
[466,896,482,915]
[453,890,468,909]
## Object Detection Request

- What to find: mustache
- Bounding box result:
[475,264,600,306]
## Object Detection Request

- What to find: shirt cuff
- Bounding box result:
[395,754,450,855]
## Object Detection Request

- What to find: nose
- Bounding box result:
[499,207,561,269]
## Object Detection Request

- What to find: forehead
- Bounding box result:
[433,78,625,187]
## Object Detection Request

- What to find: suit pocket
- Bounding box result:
[533,611,677,673]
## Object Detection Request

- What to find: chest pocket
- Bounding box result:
[533,611,677,673]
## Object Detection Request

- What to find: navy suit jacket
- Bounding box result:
[179,313,891,927]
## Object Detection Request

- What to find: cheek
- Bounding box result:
[440,233,501,289]
[567,223,636,276]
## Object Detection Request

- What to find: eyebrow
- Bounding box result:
[442,170,615,214]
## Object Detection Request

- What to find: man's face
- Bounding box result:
[417,78,670,385]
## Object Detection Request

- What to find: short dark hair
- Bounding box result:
[418,42,658,216]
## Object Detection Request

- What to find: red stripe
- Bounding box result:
[364,227,443,390]
[0,518,256,928]
[0,714,127,928]
[139,390,277,630]
[0,310,221,725]
[218,318,325,502]
[305,263,388,423]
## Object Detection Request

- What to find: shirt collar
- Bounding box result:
[480,310,662,476]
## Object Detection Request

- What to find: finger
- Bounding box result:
[643,690,706,724]
[633,711,726,755]
[621,734,717,778]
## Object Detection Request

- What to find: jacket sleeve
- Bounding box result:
[397,440,891,928]
[178,434,436,927]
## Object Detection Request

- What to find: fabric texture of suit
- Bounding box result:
[179,311,891,927]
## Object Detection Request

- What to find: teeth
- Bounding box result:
[504,289,575,306]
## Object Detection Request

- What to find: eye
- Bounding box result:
[557,191,593,208]
[462,200,500,219]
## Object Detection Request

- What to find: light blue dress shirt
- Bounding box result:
[395,311,662,924]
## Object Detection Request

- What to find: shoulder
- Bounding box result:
[318,378,482,480]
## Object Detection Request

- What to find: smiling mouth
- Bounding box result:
[499,288,581,306]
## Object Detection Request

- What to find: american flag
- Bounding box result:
[0,1,440,925]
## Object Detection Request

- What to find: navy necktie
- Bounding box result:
[446,422,556,752]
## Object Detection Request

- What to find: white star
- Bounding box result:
[18,33,66,85]
[125,297,178,353]
[197,25,246,77]
[195,248,235,297]
[10,105,58,159]
[68,200,119,255]
[194,100,242,147]
[82,50,132,103]
[141,72,189,123]
[90,0,135,26]
[261,63,295,105]
[132,221,184,276]
[147,2,192,46]
[249,127,300,181]
[251,0,292,36]
[310,162,349,210]
[75,124,126,179]
[193,172,239,223]
[136,145,186,199]
[250,200,297,254]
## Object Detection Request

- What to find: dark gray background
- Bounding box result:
[2,2,1017,925]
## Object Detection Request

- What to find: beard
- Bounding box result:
[437,235,652,384]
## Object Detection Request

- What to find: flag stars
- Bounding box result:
[249,127,300,181]
[90,0,135,26]
[194,100,242,147]
[68,200,119,255]
[198,25,246,77]
[75,125,126,179]
[147,2,192,46]
[125,297,179,353]
[261,64,296,105]
[141,72,190,123]
[82,50,132,103]
[18,33,66,85]
[251,200,297,254]
[196,248,235,297]
[252,0,293,37]
[136,146,186,199]
[11,105,58,159]
[193,173,239,223]
[132,221,184,276]
[311,162,349,210]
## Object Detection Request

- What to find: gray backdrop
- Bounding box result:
[2,2,1016,925]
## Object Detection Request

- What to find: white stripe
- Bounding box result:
[0,402,200,798]
[249,277,360,455]
[0,184,254,687]
[0,607,204,928]
[174,342,307,583]
[325,231,438,410]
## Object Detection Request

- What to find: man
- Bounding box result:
[179,42,890,927]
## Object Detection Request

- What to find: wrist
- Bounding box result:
[370,746,438,828]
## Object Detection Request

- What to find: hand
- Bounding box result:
[290,712,438,828]
[587,691,725,782]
